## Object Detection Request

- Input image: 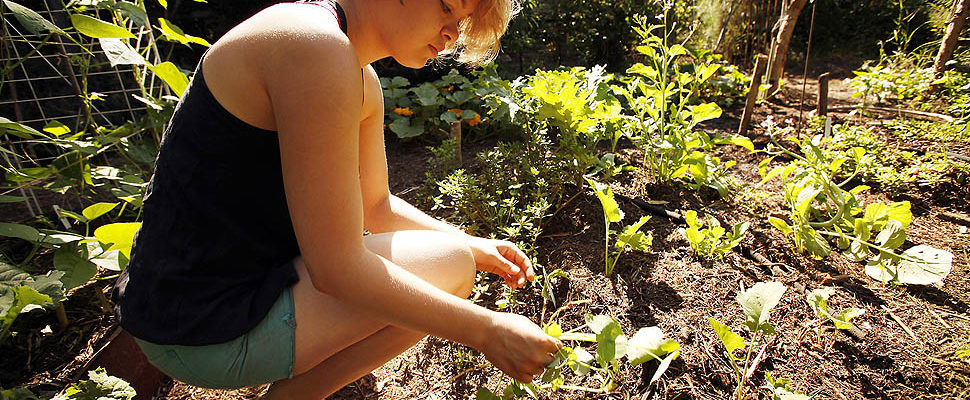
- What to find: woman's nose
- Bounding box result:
[441,21,458,43]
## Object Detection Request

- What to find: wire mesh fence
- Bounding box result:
[1,0,167,217]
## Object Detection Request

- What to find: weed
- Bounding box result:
[680,210,748,260]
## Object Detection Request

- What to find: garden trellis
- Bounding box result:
[1,0,172,216]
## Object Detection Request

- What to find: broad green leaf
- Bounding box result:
[148,62,189,97]
[0,223,41,242]
[585,314,622,363]
[2,286,52,330]
[800,227,831,259]
[474,387,501,400]
[885,201,912,228]
[767,217,793,235]
[570,347,594,376]
[157,18,211,47]
[90,248,125,272]
[684,210,700,229]
[625,326,680,365]
[70,14,136,39]
[834,308,865,329]
[588,180,622,223]
[616,216,652,251]
[43,120,71,137]
[875,220,905,249]
[439,110,461,123]
[0,117,43,138]
[93,222,140,259]
[388,118,424,138]
[865,245,953,285]
[412,83,441,106]
[82,202,119,221]
[713,134,754,151]
[737,281,786,334]
[688,103,722,124]
[99,38,147,67]
[709,318,745,359]
[668,44,688,56]
[112,1,149,27]
[806,288,832,317]
[54,243,97,290]
[52,368,136,400]
[766,372,810,400]
[3,1,64,35]
[585,314,618,334]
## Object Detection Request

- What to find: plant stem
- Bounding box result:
[737,332,760,400]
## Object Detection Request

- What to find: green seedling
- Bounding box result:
[680,210,748,260]
[52,368,135,400]
[763,372,809,400]
[710,281,787,400]
[806,288,865,330]
[588,180,652,275]
[478,313,679,398]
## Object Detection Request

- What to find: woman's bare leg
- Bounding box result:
[261,230,475,400]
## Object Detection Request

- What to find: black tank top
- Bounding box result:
[113,1,349,345]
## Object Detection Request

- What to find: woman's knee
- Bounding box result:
[364,230,476,298]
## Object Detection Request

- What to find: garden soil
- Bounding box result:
[4,75,969,399]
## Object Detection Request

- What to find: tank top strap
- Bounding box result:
[296,0,348,34]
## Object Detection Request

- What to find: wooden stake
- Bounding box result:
[817,72,831,116]
[739,54,769,136]
[56,303,68,330]
[449,121,462,165]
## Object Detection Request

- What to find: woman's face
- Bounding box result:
[384,0,479,68]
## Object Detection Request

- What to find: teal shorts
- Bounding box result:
[134,287,296,389]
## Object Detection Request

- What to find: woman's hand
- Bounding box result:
[464,236,535,289]
[479,312,561,383]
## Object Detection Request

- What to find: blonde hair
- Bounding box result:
[440,0,520,66]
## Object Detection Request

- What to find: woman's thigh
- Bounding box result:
[290,230,476,375]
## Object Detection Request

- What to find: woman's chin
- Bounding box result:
[391,55,434,69]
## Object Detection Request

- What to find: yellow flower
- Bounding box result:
[467,113,482,126]
[393,107,414,116]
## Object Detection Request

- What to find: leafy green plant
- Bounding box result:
[759,118,953,285]
[763,372,808,400]
[52,368,135,400]
[587,180,652,275]
[477,313,679,398]
[810,120,965,194]
[806,288,865,330]
[381,69,492,139]
[709,281,787,400]
[0,202,139,342]
[680,210,748,260]
[613,15,752,196]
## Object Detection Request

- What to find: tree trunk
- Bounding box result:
[765,0,809,96]
[932,0,970,91]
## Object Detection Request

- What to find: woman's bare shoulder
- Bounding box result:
[209,3,357,77]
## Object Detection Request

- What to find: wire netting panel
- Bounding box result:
[1,0,151,133]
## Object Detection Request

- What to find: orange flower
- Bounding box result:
[448,108,463,117]
[393,107,414,116]
[440,85,455,92]
[467,113,482,126]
